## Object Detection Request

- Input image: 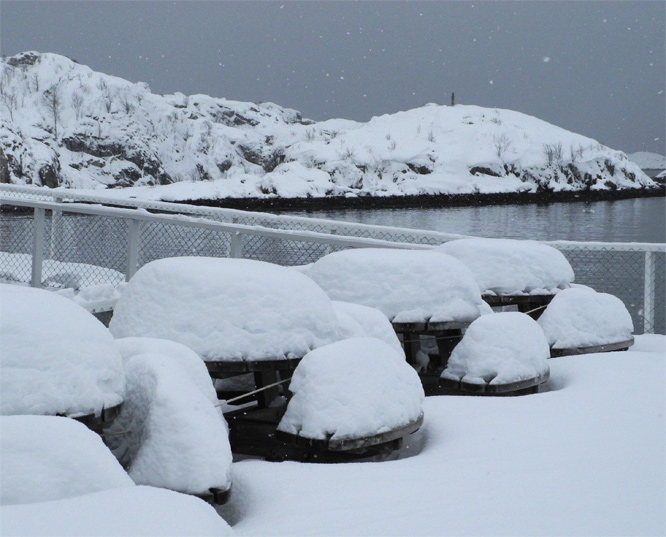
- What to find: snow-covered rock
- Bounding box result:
[104,350,232,495]
[0,486,233,536]
[332,300,404,355]
[306,248,491,323]
[0,284,125,417]
[0,416,133,506]
[436,238,574,295]
[0,52,655,198]
[441,312,550,385]
[278,337,424,441]
[537,287,634,349]
[109,256,341,361]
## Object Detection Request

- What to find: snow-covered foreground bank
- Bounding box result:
[218,338,665,537]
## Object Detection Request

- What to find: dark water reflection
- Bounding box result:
[285,197,666,244]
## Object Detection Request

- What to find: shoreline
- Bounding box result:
[176,186,665,212]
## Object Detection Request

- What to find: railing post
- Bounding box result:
[126,219,140,281]
[229,232,244,258]
[643,251,656,334]
[30,207,46,287]
[49,196,63,260]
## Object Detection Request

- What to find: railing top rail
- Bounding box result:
[2,185,665,252]
[0,196,432,251]
[0,184,465,242]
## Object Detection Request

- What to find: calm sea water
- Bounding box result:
[285,197,666,243]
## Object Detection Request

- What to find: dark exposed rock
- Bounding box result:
[6,51,39,67]
[469,166,501,177]
[407,162,432,175]
[0,148,10,183]
[217,160,233,174]
[38,160,60,188]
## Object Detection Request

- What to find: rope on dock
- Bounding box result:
[215,378,292,407]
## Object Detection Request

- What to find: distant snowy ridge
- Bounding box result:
[628,152,666,170]
[0,51,656,201]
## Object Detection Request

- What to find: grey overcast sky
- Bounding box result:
[1,1,664,154]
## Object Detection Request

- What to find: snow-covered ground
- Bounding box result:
[2,337,663,536]
[218,338,665,536]
[1,52,655,199]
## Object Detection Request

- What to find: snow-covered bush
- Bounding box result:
[332,300,403,355]
[0,415,133,505]
[278,337,424,441]
[0,284,125,417]
[436,238,574,295]
[306,248,490,323]
[109,257,342,361]
[537,287,634,349]
[107,338,232,495]
[441,312,550,385]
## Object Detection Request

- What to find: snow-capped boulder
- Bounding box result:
[537,287,634,349]
[441,312,550,385]
[0,284,125,417]
[109,257,341,361]
[278,337,424,442]
[306,248,491,323]
[0,415,133,506]
[436,238,574,295]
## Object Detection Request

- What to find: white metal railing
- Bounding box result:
[1,185,664,334]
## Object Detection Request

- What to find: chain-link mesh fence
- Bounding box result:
[1,186,664,334]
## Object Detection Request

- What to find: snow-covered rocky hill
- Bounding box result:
[0,52,656,201]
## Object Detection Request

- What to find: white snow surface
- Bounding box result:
[306,248,490,322]
[0,416,133,506]
[0,284,124,416]
[1,52,654,196]
[109,256,342,361]
[332,300,404,355]
[628,151,666,169]
[217,339,664,536]
[1,486,233,536]
[441,312,550,385]
[436,238,574,295]
[537,287,634,348]
[278,337,424,441]
[104,351,232,494]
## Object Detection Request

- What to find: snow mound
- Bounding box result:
[436,238,574,295]
[278,337,424,441]
[0,415,133,506]
[537,287,634,349]
[109,257,341,361]
[0,485,233,536]
[332,300,404,355]
[441,312,550,385]
[105,352,232,495]
[306,248,490,323]
[114,337,218,403]
[0,284,125,417]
